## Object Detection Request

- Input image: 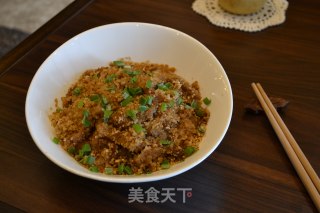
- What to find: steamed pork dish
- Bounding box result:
[50,60,210,175]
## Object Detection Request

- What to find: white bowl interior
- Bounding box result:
[25,23,233,183]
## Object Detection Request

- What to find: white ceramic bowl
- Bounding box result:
[25,22,232,183]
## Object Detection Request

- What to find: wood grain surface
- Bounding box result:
[0,0,319,212]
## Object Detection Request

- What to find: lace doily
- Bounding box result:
[192,0,289,32]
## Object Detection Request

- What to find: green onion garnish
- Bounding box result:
[195,108,205,117]
[85,155,95,165]
[82,109,91,127]
[82,119,90,127]
[77,100,84,108]
[104,167,113,175]
[130,76,138,84]
[67,146,76,155]
[113,60,125,67]
[146,96,153,105]
[161,103,168,112]
[146,80,152,89]
[184,146,196,156]
[168,100,175,108]
[89,165,99,172]
[79,143,91,157]
[160,139,171,145]
[73,87,81,96]
[118,163,125,174]
[139,96,153,106]
[124,165,133,175]
[127,87,143,96]
[161,160,170,169]
[138,105,149,112]
[90,94,100,102]
[102,108,113,123]
[132,123,145,133]
[122,88,131,99]
[126,109,138,120]
[123,70,141,77]
[120,96,133,107]
[52,137,60,144]
[55,107,62,113]
[185,104,192,109]
[105,74,117,83]
[177,97,183,105]
[140,97,147,105]
[83,109,89,117]
[157,82,173,91]
[101,95,108,108]
[203,97,211,106]
[106,85,116,92]
[191,100,198,109]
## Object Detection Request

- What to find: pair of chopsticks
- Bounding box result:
[251,83,320,211]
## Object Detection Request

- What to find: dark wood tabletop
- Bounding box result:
[1,0,319,212]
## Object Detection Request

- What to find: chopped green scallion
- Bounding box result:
[122,88,131,99]
[77,100,84,108]
[104,167,113,175]
[203,97,212,106]
[89,165,99,172]
[140,97,147,105]
[138,105,149,112]
[101,95,108,108]
[83,109,89,117]
[113,60,125,67]
[106,85,116,92]
[127,87,143,96]
[126,109,138,120]
[146,79,152,89]
[105,74,117,83]
[82,118,91,127]
[67,146,76,155]
[191,100,198,109]
[157,82,172,91]
[146,96,153,105]
[160,139,171,145]
[132,123,145,133]
[124,165,133,175]
[118,163,125,174]
[90,94,100,102]
[120,96,133,107]
[184,146,196,156]
[103,108,113,123]
[177,97,183,105]
[168,100,175,108]
[82,109,91,127]
[195,108,205,117]
[161,160,170,169]
[161,103,168,112]
[84,155,95,165]
[79,143,91,157]
[123,69,141,77]
[52,137,60,144]
[130,76,138,84]
[73,87,81,96]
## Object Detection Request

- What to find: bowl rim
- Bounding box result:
[25,22,233,183]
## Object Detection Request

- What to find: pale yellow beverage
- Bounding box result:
[218,0,267,15]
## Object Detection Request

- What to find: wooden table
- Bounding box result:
[1,0,319,212]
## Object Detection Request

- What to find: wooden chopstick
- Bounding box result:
[251,83,320,211]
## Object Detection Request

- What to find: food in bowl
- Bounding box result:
[49,60,211,175]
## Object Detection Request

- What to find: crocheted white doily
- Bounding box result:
[192,0,289,32]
